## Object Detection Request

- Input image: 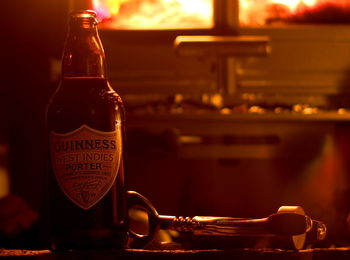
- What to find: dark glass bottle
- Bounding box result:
[46,10,127,250]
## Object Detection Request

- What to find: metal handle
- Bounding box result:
[157,213,312,237]
[126,191,326,250]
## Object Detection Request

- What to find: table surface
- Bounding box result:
[2,248,350,260]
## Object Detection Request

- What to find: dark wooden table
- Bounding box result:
[2,248,350,260]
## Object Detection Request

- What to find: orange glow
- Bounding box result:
[93,0,213,29]
[239,0,350,25]
[271,0,317,11]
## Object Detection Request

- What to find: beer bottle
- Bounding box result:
[46,10,127,250]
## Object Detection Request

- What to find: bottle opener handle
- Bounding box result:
[125,191,326,250]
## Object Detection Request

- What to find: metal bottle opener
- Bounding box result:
[126,191,326,250]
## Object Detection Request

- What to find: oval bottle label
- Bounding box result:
[50,124,122,210]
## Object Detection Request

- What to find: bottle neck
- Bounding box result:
[61,20,106,78]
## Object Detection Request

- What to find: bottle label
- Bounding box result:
[50,124,122,210]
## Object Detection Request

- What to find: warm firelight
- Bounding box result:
[240,0,350,25]
[93,0,350,29]
[92,0,213,29]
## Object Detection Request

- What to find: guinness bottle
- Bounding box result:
[46,10,127,250]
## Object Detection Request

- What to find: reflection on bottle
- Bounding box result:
[0,144,9,199]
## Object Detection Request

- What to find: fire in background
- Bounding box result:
[92,0,213,29]
[240,0,350,25]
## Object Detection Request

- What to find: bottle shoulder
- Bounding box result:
[46,78,125,133]
[49,78,122,103]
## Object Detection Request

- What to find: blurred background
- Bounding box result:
[3,0,350,249]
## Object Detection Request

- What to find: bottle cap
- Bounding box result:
[70,10,98,25]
